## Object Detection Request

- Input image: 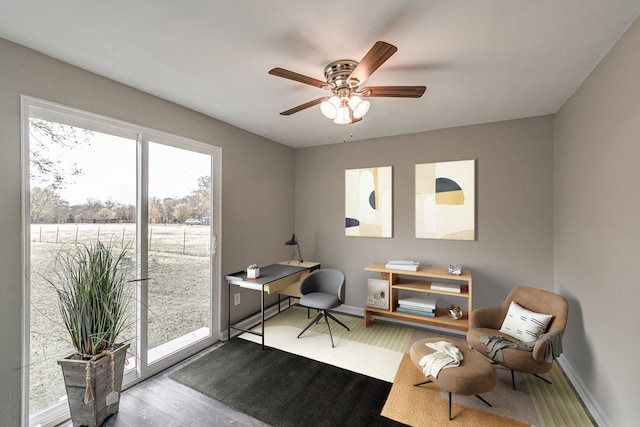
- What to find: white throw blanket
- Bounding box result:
[418,341,463,378]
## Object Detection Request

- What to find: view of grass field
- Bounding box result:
[29,223,211,414]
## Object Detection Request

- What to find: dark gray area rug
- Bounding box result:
[169,339,406,427]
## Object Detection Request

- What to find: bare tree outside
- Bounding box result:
[29,118,89,191]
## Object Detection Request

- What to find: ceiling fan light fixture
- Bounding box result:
[270,41,425,124]
[320,95,340,119]
[349,95,370,119]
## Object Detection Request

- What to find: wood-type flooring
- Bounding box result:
[58,341,270,427]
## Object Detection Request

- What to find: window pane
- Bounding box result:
[147,142,211,362]
[29,119,136,415]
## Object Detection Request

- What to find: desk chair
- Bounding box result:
[297,268,350,347]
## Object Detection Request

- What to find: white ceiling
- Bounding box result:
[1,1,639,148]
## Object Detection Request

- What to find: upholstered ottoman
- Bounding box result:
[410,338,497,420]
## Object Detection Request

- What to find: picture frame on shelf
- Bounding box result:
[367,278,389,309]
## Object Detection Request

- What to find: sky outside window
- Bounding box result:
[39,130,209,205]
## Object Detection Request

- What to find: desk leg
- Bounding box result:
[261,287,265,349]
[228,280,232,342]
[227,281,268,349]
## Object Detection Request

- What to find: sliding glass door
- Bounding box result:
[23,98,221,426]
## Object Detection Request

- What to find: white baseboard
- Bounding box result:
[333,303,363,317]
[558,358,609,427]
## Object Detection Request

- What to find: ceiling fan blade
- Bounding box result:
[348,41,398,85]
[280,97,324,115]
[360,85,426,98]
[269,67,327,88]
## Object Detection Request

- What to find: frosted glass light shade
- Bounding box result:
[333,105,352,124]
[348,96,370,119]
[320,96,340,119]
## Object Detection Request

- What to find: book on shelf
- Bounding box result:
[387,260,419,265]
[396,306,436,317]
[385,260,419,270]
[431,282,462,293]
[398,304,434,313]
[385,262,419,271]
[397,295,436,310]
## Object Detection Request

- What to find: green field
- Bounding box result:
[28,223,211,414]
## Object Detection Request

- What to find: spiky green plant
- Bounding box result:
[44,240,135,357]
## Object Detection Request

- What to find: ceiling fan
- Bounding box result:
[269,41,426,124]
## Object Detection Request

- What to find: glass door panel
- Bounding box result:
[28,119,137,416]
[147,142,212,363]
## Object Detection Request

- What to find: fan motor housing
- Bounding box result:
[324,60,359,89]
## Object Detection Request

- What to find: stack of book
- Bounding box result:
[396,295,436,317]
[385,260,420,271]
[431,282,461,293]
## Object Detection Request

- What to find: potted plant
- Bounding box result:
[246,263,260,279]
[43,240,138,427]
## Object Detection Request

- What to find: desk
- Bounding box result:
[226,261,320,349]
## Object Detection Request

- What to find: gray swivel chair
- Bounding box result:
[297,268,350,347]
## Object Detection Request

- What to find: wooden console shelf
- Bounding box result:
[364,262,472,332]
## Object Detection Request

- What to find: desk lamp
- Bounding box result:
[285,234,303,265]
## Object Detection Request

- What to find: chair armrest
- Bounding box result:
[469,306,504,330]
[532,331,564,362]
[532,338,548,362]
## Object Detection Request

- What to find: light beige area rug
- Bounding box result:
[239,305,412,382]
[240,306,595,427]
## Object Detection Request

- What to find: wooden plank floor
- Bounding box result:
[59,341,271,427]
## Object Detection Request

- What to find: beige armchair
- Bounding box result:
[466,286,568,390]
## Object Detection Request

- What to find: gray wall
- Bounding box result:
[0,38,295,425]
[554,16,640,427]
[294,115,555,312]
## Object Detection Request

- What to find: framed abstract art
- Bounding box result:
[415,159,475,240]
[345,166,392,238]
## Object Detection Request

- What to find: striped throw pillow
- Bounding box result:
[499,301,553,343]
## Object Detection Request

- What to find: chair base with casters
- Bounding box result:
[297,308,350,348]
[296,268,349,347]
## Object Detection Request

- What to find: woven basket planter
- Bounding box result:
[57,343,130,427]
